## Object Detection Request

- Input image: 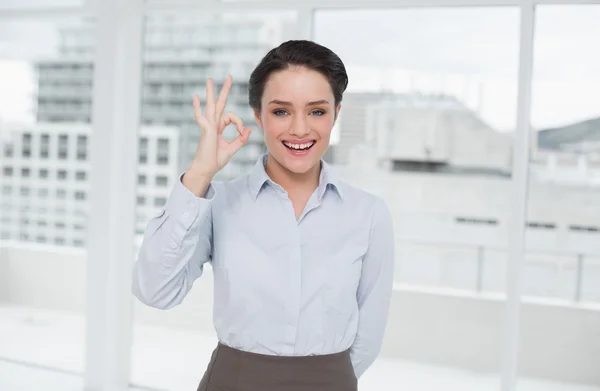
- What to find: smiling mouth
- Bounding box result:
[282,141,316,151]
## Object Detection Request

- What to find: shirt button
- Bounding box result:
[182,212,189,219]
[171,242,177,249]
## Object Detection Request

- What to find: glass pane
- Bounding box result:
[130,10,298,391]
[316,6,520,390]
[0,16,93,389]
[519,5,600,391]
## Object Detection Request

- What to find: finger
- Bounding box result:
[205,78,216,122]
[226,126,252,155]
[220,111,245,135]
[193,94,209,129]
[215,74,233,120]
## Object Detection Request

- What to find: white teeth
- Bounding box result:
[283,141,315,150]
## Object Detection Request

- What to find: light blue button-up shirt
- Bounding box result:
[132,155,395,378]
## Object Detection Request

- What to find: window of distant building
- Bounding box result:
[76,135,88,160]
[139,137,149,164]
[154,197,166,207]
[21,167,30,177]
[2,166,13,176]
[22,133,32,158]
[39,168,49,178]
[4,143,13,157]
[569,225,600,233]
[156,175,168,187]
[40,134,50,158]
[157,138,169,165]
[58,134,69,159]
[57,170,68,180]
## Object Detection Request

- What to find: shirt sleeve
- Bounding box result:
[350,198,395,378]
[132,173,216,309]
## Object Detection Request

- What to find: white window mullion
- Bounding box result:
[501,1,535,391]
[85,0,144,390]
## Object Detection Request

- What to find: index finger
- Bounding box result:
[220,111,245,135]
[215,74,233,120]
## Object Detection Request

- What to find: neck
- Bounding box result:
[265,154,321,197]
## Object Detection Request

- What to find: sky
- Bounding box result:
[0,4,599,132]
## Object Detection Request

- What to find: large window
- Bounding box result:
[0,14,93,387]
[524,5,600,303]
[315,7,520,389]
[129,9,299,390]
[517,5,600,388]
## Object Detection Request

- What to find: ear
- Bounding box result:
[334,104,342,122]
[253,109,263,129]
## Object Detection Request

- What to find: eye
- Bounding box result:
[273,109,288,116]
[311,109,325,116]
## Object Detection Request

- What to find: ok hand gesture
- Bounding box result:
[187,75,252,182]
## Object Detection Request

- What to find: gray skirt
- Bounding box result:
[197,342,358,391]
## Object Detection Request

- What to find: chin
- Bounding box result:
[283,159,318,174]
[274,144,324,175]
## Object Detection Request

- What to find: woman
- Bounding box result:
[132,40,395,391]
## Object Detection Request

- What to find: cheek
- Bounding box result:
[261,115,288,141]
[309,116,334,140]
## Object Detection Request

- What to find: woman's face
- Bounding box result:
[254,67,340,176]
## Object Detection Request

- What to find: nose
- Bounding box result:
[289,115,310,138]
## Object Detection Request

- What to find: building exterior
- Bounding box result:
[365,94,513,176]
[34,14,290,180]
[333,92,399,165]
[336,92,512,174]
[0,122,179,247]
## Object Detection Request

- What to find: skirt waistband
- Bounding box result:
[197,342,357,391]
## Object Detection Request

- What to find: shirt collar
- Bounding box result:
[248,153,343,201]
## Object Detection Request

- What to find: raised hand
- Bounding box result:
[183,75,252,196]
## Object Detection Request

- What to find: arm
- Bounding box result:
[350,198,395,378]
[132,173,215,309]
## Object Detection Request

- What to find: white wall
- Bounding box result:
[1,245,599,386]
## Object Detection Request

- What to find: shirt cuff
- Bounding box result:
[164,172,215,230]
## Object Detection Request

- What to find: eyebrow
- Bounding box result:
[268,99,329,106]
